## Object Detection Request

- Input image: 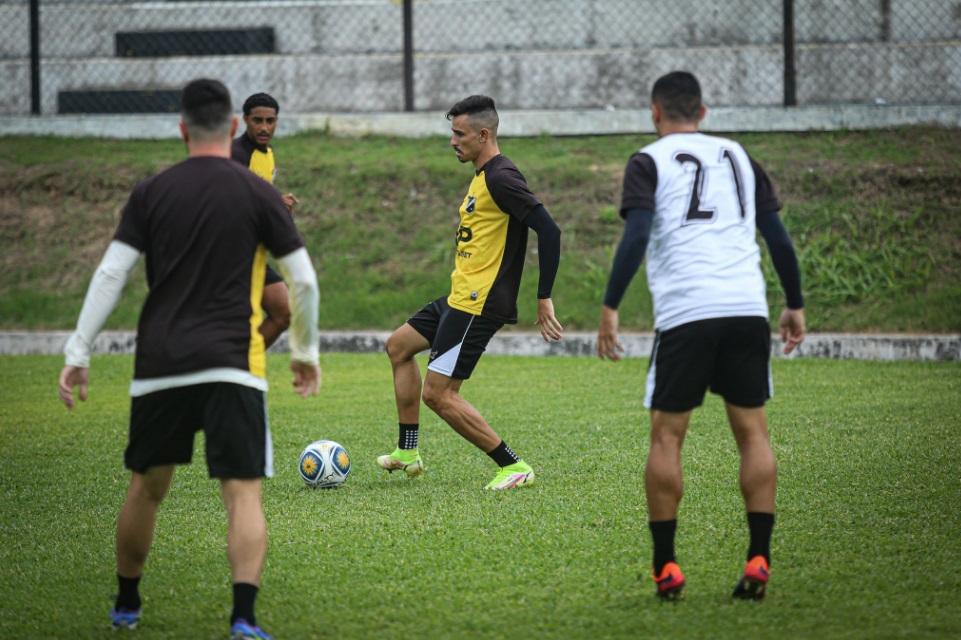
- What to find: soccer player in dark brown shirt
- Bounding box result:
[58,78,321,638]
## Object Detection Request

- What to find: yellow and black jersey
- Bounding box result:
[449,154,541,324]
[232,133,284,286]
[231,133,276,184]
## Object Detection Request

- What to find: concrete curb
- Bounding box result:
[3,331,958,361]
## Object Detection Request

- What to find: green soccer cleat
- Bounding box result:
[485,461,535,490]
[377,448,425,476]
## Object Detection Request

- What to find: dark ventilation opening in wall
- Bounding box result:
[115,27,276,57]
[58,89,182,114]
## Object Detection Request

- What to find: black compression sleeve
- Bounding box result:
[603,208,653,309]
[525,204,562,299]
[756,211,804,309]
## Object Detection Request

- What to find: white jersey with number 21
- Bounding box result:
[641,132,768,331]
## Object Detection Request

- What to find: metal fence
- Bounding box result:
[2,0,959,116]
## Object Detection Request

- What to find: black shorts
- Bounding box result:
[407,297,504,380]
[644,316,772,412]
[126,383,273,479]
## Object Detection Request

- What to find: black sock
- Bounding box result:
[116,574,142,611]
[746,511,775,563]
[231,583,259,626]
[398,423,419,450]
[649,519,678,575]
[486,440,520,467]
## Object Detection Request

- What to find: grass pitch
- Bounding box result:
[1,353,959,639]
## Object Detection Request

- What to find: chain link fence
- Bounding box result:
[1,0,958,116]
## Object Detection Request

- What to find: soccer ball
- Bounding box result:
[299,440,351,489]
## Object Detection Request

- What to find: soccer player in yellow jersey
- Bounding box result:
[231,93,299,348]
[377,95,564,490]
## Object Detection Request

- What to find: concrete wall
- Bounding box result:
[2,0,960,115]
[797,43,961,105]
[5,0,957,58]
[11,41,959,116]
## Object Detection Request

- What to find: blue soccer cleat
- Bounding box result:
[110,606,141,630]
[230,618,273,640]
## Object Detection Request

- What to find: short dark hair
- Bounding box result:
[181,78,233,137]
[243,93,280,116]
[446,95,498,134]
[651,71,702,123]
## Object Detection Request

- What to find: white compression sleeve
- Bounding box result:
[63,241,141,368]
[276,247,320,365]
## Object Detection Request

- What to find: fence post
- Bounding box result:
[30,0,41,114]
[783,0,797,107]
[403,0,414,111]
[880,0,891,41]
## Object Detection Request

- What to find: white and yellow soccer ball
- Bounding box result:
[299,440,351,488]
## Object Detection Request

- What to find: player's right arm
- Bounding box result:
[59,240,141,408]
[597,208,654,361]
[276,247,321,397]
[598,152,657,361]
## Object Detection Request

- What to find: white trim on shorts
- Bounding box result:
[767,362,775,400]
[427,314,475,377]
[263,398,274,478]
[643,332,661,409]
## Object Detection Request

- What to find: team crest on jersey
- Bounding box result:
[465,195,476,214]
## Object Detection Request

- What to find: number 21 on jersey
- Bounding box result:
[673,148,747,226]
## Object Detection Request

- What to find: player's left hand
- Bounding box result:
[535,298,564,343]
[291,360,321,398]
[58,365,89,409]
[597,305,625,361]
[282,193,299,213]
[779,307,806,355]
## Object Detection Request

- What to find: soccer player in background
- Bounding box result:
[58,78,321,638]
[377,95,564,490]
[596,71,806,600]
[232,92,300,348]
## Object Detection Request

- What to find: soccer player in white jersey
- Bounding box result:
[596,71,806,601]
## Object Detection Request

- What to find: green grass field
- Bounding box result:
[2,353,959,639]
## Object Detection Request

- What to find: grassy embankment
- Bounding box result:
[2,127,959,332]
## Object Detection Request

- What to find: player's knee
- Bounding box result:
[385,335,400,363]
[421,385,448,414]
[421,386,440,412]
[385,334,413,366]
[130,477,170,504]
